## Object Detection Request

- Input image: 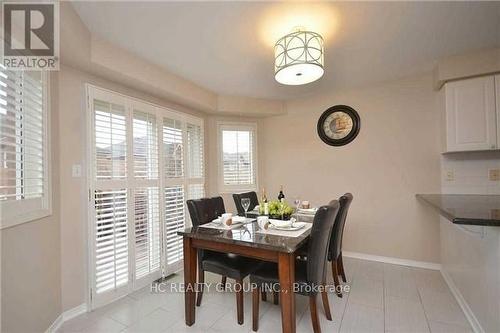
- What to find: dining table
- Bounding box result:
[177,216,314,333]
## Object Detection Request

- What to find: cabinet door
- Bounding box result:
[496,75,500,147]
[445,76,496,152]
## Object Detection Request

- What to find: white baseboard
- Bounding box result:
[342,251,442,270]
[440,269,484,333]
[45,303,88,333]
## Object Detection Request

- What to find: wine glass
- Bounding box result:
[294,197,301,220]
[241,198,251,219]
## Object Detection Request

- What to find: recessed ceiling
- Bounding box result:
[72,1,500,100]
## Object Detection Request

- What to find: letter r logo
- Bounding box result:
[3,3,54,56]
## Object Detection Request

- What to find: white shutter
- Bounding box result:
[94,100,127,180]
[187,122,203,179]
[88,86,205,307]
[163,118,183,179]
[164,185,185,265]
[0,69,44,201]
[94,189,129,294]
[221,127,256,187]
[134,187,160,279]
[133,112,158,179]
[188,184,204,200]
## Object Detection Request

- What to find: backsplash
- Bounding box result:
[441,151,500,194]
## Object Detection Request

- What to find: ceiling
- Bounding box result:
[72,1,500,100]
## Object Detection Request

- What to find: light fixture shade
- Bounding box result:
[274,30,324,85]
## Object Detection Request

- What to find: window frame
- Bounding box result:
[0,71,51,229]
[217,121,258,193]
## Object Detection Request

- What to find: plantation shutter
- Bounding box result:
[221,127,255,187]
[92,95,130,305]
[88,86,205,307]
[0,69,49,227]
[132,109,160,281]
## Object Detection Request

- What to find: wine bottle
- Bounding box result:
[263,188,269,215]
[278,185,285,202]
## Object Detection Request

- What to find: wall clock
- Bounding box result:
[317,105,361,146]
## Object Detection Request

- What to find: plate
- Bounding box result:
[271,222,307,231]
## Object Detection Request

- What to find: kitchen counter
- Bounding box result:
[416,194,500,226]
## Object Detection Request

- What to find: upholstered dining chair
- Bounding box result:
[186,196,260,325]
[296,193,353,298]
[232,191,259,216]
[250,202,340,333]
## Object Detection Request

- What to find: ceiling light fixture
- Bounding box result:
[274,28,324,85]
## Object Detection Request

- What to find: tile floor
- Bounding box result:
[57,258,472,333]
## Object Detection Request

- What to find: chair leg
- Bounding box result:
[338,253,347,283]
[221,276,227,291]
[261,290,267,302]
[196,269,204,306]
[321,286,332,321]
[273,290,279,305]
[331,260,342,298]
[236,279,244,325]
[252,286,260,331]
[309,295,322,333]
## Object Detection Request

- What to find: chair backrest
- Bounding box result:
[187,196,226,227]
[329,193,353,261]
[307,201,340,286]
[232,191,259,215]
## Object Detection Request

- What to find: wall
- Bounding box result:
[262,73,442,263]
[440,152,500,332]
[1,74,62,333]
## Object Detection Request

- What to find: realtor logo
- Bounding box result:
[2,2,59,70]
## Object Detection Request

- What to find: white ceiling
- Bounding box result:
[72,1,500,100]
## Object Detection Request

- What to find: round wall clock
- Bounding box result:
[317,105,361,146]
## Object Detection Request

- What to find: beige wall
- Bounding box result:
[1,74,62,333]
[262,73,442,263]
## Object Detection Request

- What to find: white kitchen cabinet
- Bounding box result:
[445,75,497,152]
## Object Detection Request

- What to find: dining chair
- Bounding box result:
[250,202,340,333]
[232,191,259,216]
[296,193,354,298]
[186,196,260,325]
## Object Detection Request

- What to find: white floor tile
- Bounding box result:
[419,288,470,328]
[57,259,472,333]
[80,317,126,333]
[122,308,180,333]
[428,320,473,333]
[340,302,384,333]
[385,296,429,333]
[347,276,384,309]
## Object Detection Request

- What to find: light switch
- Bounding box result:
[445,170,454,181]
[489,169,500,181]
[72,164,82,178]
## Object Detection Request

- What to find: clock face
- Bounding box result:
[317,105,360,146]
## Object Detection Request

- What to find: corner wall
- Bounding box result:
[262,73,442,263]
[1,73,62,333]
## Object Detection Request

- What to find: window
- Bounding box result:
[218,122,257,192]
[0,67,50,228]
[88,86,204,308]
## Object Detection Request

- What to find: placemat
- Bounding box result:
[256,223,312,237]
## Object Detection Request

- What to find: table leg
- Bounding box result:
[278,252,296,333]
[183,237,197,326]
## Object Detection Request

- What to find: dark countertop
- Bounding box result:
[416,194,500,226]
[178,220,311,253]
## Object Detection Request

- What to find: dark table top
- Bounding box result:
[416,194,500,226]
[177,220,311,253]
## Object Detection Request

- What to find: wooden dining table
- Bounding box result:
[177,219,312,333]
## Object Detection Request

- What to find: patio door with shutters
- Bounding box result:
[88,86,204,308]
